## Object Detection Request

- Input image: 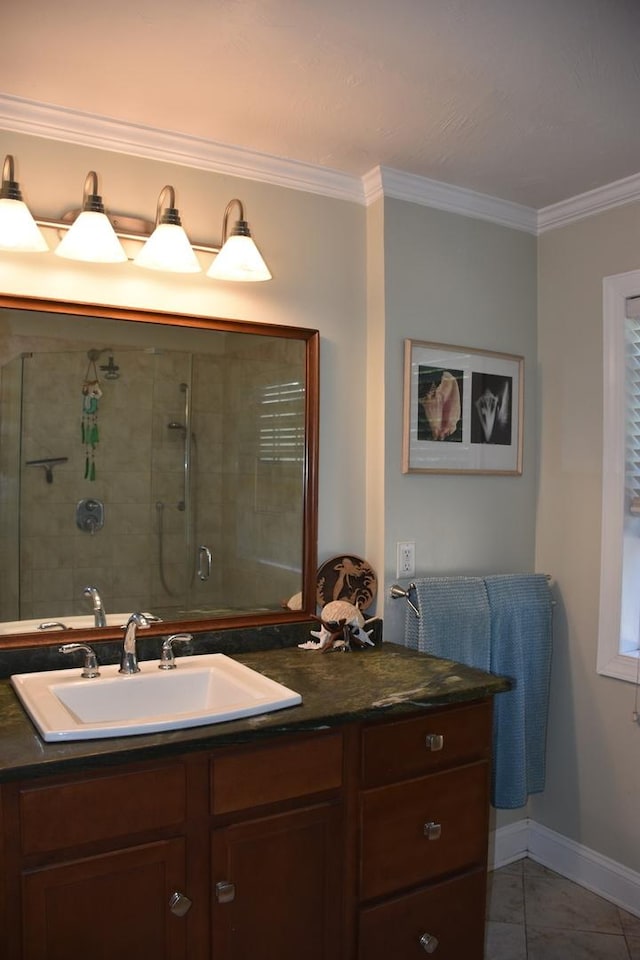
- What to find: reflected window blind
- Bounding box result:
[626,297,640,513]
[259,380,305,462]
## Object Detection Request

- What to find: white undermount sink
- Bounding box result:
[11,653,302,742]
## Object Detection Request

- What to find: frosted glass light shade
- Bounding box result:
[55,210,127,263]
[0,197,48,252]
[134,222,201,273]
[207,235,272,282]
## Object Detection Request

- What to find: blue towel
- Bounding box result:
[404,577,491,672]
[484,574,553,809]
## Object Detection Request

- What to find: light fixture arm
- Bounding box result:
[156,185,182,227]
[221,198,248,242]
[1,154,24,201]
[81,171,107,213]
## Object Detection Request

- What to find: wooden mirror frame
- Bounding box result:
[0,294,319,649]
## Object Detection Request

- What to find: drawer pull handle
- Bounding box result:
[168,891,192,917]
[425,733,444,751]
[419,932,439,953]
[216,880,236,903]
[423,820,442,840]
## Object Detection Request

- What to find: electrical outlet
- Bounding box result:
[396,541,415,578]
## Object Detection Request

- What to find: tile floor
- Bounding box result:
[485,858,640,959]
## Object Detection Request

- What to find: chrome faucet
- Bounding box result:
[83,585,107,628]
[119,612,150,675]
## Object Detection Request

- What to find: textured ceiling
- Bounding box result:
[3,0,640,208]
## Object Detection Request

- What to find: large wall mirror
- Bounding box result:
[0,295,318,648]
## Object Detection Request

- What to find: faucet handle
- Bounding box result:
[59,643,100,678]
[159,634,194,670]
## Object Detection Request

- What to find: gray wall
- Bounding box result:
[376,200,538,630]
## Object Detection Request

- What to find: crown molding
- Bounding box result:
[0,93,364,205]
[0,95,538,231]
[537,170,640,233]
[364,166,538,234]
[4,94,639,234]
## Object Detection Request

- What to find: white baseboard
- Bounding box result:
[489,818,531,871]
[490,819,640,919]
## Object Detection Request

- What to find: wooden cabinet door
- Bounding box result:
[22,838,188,960]
[212,803,343,960]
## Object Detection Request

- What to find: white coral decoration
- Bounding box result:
[298,600,374,651]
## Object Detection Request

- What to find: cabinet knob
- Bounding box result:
[423,820,442,840]
[216,880,236,903]
[168,891,192,917]
[419,932,439,953]
[425,733,444,751]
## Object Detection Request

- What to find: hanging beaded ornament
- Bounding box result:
[81,359,102,481]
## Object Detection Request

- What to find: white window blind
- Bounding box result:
[598,271,640,681]
[625,302,640,513]
[259,379,305,462]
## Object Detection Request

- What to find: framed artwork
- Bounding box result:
[402,339,523,475]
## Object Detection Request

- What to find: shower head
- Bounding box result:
[100,355,120,380]
[167,421,186,431]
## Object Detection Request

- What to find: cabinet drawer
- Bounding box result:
[361,699,492,787]
[19,763,187,855]
[211,733,343,814]
[360,761,489,901]
[359,868,486,960]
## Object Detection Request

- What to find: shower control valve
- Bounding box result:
[76,498,104,535]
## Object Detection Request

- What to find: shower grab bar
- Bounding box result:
[179,381,191,513]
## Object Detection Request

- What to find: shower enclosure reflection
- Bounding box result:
[0,301,315,635]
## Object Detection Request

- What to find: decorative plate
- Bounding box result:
[316,555,377,614]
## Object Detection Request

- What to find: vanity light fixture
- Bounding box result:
[133,185,201,273]
[55,171,128,263]
[0,154,272,280]
[206,198,272,282]
[0,155,48,252]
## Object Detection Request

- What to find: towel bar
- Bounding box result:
[389,583,420,617]
[390,576,553,618]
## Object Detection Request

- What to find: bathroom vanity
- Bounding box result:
[0,643,508,959]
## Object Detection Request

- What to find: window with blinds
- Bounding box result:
[598,273,640,681]
[258,379,305,462]
[625,305,640,515]
[621,296,640,656]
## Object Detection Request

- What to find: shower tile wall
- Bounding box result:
[18,348,154,621]
[219,335,305,612]
[10,335,304,625]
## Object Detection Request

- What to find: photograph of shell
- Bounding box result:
[402,339,523,475]
[471,372,512,446]
[417,366,464,442]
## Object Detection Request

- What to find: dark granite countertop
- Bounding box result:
[0,642,510,782]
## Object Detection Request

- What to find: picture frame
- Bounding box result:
[402,339,523,475]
